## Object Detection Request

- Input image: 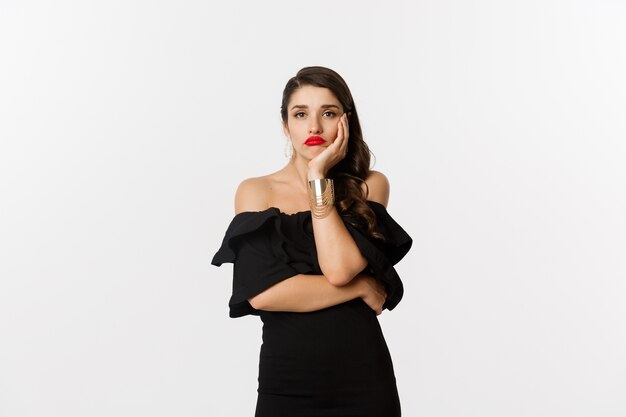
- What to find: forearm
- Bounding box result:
[248,274,363,313]
[311,208,368,285]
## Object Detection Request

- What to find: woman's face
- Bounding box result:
[282,85,344,161]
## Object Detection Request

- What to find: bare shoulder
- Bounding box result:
[363,170,390,208]
[234,176,271,214]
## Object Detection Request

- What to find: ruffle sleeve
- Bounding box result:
[343,201,413,311]
[211,209,302,318]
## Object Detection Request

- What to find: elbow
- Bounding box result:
[322,261,366,287]
[248,294,266,310]
[321,256,368,287]
[325,270,357,287]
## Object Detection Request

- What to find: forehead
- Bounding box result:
[288,85,341,108]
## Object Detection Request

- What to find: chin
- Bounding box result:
[294,146,325,160]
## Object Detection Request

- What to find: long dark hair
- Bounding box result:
[280,66,383,240]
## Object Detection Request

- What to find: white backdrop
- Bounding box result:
[1,1,625,416]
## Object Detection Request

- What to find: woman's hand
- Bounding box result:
[307,113,350,180]
[354,273,387,316]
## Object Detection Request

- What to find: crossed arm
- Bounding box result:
[234,171,390,315]
[248,273,387,316]
[310,170,390,285]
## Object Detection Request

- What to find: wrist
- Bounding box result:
[352,274,366,298]
[307,177,335,219]
[307,169,326,181]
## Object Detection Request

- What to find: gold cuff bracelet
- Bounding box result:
[307,178,335,219]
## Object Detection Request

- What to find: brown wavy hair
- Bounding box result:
[280,66,384,240]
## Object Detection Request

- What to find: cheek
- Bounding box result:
[326,121,339,137]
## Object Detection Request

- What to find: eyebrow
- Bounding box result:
[290,104,341,111]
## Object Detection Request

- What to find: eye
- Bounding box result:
[323,111,337,117]
[294,112,305,118]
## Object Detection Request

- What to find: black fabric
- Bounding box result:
[212,200,412,318]
[211,201,412,416]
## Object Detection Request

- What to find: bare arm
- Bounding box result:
[301,110,394,288]
[248,273,387,315]
[310,170,391,286]
[309,208,368,286]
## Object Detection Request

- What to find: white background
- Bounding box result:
[1,0,625,416]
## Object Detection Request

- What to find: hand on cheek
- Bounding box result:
[307,113,350,179]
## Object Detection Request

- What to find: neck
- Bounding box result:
[286,156,311,192]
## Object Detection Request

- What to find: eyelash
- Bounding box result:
[294,111,336,119]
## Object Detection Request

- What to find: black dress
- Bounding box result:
[212,200,412,417]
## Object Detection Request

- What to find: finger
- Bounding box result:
[338,115,346,144]
[330,121,343,151]
[336,116,344,142]
[339,114,346,138]
[333,128,344,149]
[339,115,349,154]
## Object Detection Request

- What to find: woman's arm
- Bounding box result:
[309,170,391,286]
[309,208,368,286]
[248,273,387,315]
[306,113,392,286]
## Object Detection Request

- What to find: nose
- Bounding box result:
[308,119,321,134]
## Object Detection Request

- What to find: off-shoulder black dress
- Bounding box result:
[212,200,412,417]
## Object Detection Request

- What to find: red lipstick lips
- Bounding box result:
[305,136,326,146]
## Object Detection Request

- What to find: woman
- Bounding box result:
[212,66,412,417]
